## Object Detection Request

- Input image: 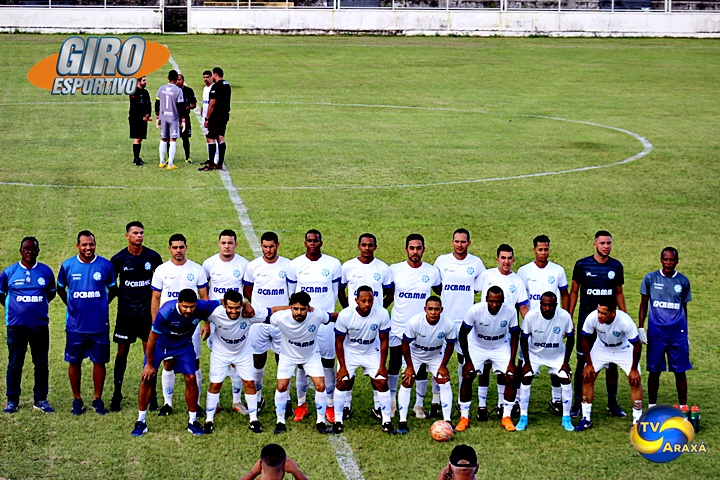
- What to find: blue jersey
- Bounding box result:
[152,299,219,350]
[640,270,691,339]
[572,255,624,323]
[58,255,116,334]
[0,262,56,328]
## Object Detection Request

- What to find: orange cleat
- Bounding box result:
[501,416,516,432]
[455,417,470,432]
[293,403,309,423]
[326,408,335,424]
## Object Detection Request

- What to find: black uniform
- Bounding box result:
[207,79,231,139]
[180,85,196,138]
[128,86,151,139]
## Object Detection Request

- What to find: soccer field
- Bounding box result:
[1,34,719,479]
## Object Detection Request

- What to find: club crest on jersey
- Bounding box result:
[93,272,102,281]
[187,273,195,282]
[37,277,46,286]
[239,321,248,329]
[233,269,242,278]
[278,270,286,279]
[438,332,446,339]
[145,262,152,271]
[553,326,561,334]
[500,320,508,328]
[613,330,621,337]
[467,267,475,275]
[509,285,516,293]
[308,324,317,333]
[370,324,378,331]
[321,269,330,277]
[674,284,682,293]
[421,275,430,283]
[548,276,556,284]
[608,271,616,280]
[373,273,382,281]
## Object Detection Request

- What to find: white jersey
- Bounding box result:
[582,310,639,351]
[206,304,268,356]
[270,309,332,363]
[521,307,574,358]
[476,267,529,310]
[517,260,568,311]
[287,254,342,312]
[341,257,392,301]
[388,261,441,337]
[334,305,391,356]
[243,256,291,311]
[434,252,486,322]
[462,302,519,350]
[202,253,249,301]
[403,312,456,365]
[201,84,211,120]
[151,259,208,308]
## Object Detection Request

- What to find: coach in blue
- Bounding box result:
[57,230,118,416]
[0,237,57,414]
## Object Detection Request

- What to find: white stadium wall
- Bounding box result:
[1,7,719,36]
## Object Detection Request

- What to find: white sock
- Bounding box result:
[168,142,177,165]
[502,400,512,418]
[296,371,308,405]
[478,386,488,408]
[649,403,657,409]
[459,401,471,419]
[582,402,592,421]
[398,386,412,422]
[519,384,531,417]
[373,390,380,409]
[159,140,167,164]
[189,410,197,423]
[389,374,399,398]
[334,389,346,424]
[457,360,464,399]
[561,384,572,416]
[274,389,286,424]
[439,382,453,421]
[324,367,336,407]
[195,368,202,406]
[497,384,506,408]
[315,390,327,423]
[138,410,147,422]
[245,392,258,422]
[632,400,643,424]
[345,389,353,409]
[231,373,243,405]
[378,390,392,423]
[254,367,265,396]
[162,369,174,406]
[414,379,427,408]
[432,377,440,404]
[552,386,562,403]
[206,391,219,422]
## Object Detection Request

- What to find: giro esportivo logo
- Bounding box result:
[630,405,705,463]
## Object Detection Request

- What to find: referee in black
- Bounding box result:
[200,67,231,171]
[128,76,152,166]
[177,74,197,164]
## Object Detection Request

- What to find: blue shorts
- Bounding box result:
[646,337,692,373]
[147,342,197,375]
[65,331,110,364]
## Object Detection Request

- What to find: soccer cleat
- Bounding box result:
[607,404,627,418]
[332,421,344,434]
[187,420,205,436]
[455,417,470,432]
[198,164,216,172]
[343,407,353,421]
[293,403,309,422]
[148,397,159,412]
[158,163,167,168]
[273,422,287,435]
[232,402,248,415]
[493,405,504,420]
[501,416,516,432]
[477,407,488,422]
[71,399,85,416]
[413,405,427,419]
[92,398,108,415]
[562,415,574,431]
[570,402,581,418]
[511,402,521,419]
[516,415,528,431]
[158,404,173,416]
[316,421,330,434]
[426,403,441,419]
[396,421,409,435]
[33,400,55,413]
[4,400,18,414]
[371,407,382,421]
[549,399,562,415]
[574,418,593,431]
[285,400,293,419]
[185,158,194,164]
[249,420,263,433]
[131,421,148,437]
[133,159,144,166]
[166,164,179,171]
[110,393,122,412]
[257,397,266,413]
[203,421,214,434]
[382,422,396,434]
[326,407,335,424]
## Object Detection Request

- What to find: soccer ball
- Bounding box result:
[430,420,454,442]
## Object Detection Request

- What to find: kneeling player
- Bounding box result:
[333,286,394,434]
[576,297,643,431]
[397,296,455,435]
[517,292,575,432]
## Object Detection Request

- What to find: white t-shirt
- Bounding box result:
[243,256,291,311]
[202,253,249,301]
[517,260,568,311]
[388,261,441,337]
[201,84,211,120]
[334,305,391,355]
[476,267,529,310]
[341,257,392,301]
[582,309,639,351]
[403,312,456,364]
[521,307,574,359]
[206,303,268,356]
[287,254,342,312]
[462,302,519,350]
[151,259,208,307]
[270,309,332,363]
[434,252,486,322]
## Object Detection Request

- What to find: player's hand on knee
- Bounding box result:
[462,360,476,379]
[628,368,641,387]
[435,366,450,384]
[506,362,517,378]
[522,363,534,378]
[141,364,157,382]
[402,367,415,387]
[582,364,596,382]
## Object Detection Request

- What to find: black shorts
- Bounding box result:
[206,116,228,139]
[129,118,148,140]
[113,312,152,344]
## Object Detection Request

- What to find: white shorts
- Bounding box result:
[527,351,566,378]
[389,334,403,348]
[277,352,324,379]
[249,323,281,355]
[192,324,201,360]
[589,345,639,376]
[468,342,511,375]
[410,351,444,378]
[342,348,383,379]
[317,323,335,359]
[209,349,254,384]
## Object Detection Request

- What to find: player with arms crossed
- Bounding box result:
[154,69,185,170]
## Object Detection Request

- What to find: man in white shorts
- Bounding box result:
[397,296,455,435]
[517,291,575,432]
[576,296,643,430]
[333,286,394,434]
[150,233,208,417]
[457,286,519,432]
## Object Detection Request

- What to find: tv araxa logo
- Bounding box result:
[28,36,169,96]
[630,405,706,463]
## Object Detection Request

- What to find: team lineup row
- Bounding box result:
[0,225,691,437]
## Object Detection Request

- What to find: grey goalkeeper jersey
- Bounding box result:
[156,83,185,122]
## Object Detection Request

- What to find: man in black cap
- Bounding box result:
[437,444,478,480]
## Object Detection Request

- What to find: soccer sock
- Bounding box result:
[502,400,512,418]
[632,400,643,424]
[439,382,453,421]
[552,386,562,403]
[274,389,286,424]
[561,384,572,416]
[457,362,464,399]
[345,389,353,409]
[113,354,127,390]
[519,384,531,417]
[315,390,327,423]
[373,390,380,410]
[478,386,488,408]
[245,392,258,422]
[162,369,174,406]
[254,367,265,396]
[414,379,427,408]
[217,141,226,167]
[132,143,141,161]
[334,389,346,424]
[649,403,657,409]
[459,401,471,419]
[231,367,243,404]
[432,377,441,404]
[378,390,392,423]
[497,384,506,408]
[159,140,167,164]
[206,391,219,423]
[607,384,618,406]
[168,142,177,166]
[581,402,592,421]
[398,386,411,422]
[195,368,202,406]
[389,374,399,399]
[189,410,197,424]
[182,136,191,160]
[208,143,217,165]
[296,372,308,405]
[138,410,147,422]
[324,367,336,408]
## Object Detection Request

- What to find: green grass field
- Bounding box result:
[0,34,719,479]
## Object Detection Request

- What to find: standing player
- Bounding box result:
[396,296,456,434]
[333,286,394,434]
[270,292,338,435]
[109,221,163,412]
[457,287,520,432]
[199,67,231,171]
[244,232,291,414]
[387,234,442,419]
[155,69,185,170]
[638,247,692,409]
[176,74,197,164]
[286,230,342,424]
[575,297,643,430]
[57,231,117,415]
[128,75,151,166]
[0,237,56,414]
[517,292,575,432]
[199,70,219,167]
[151,234,208,416]
[568,230,627,418]
[433,228,485,415]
